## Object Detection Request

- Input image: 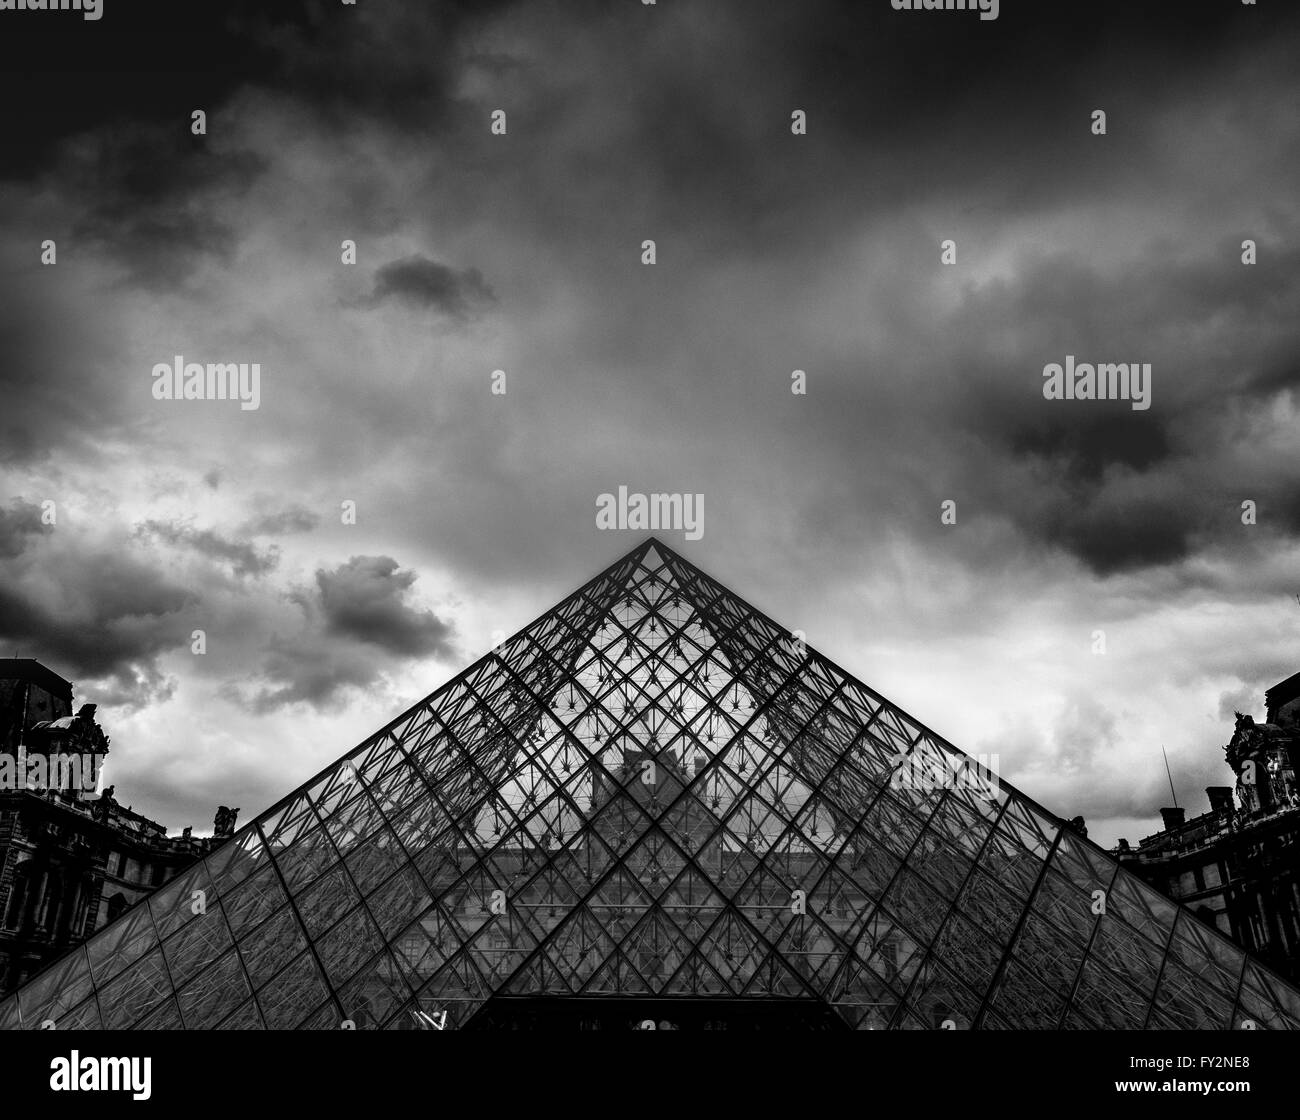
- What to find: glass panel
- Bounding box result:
[16,947,94,1027]
[176,949,252,1029]
[1087,915,1165,999]
[1164,909,1243,1002]
[315,906,387,989]
[136,996,183,1030]
[880,867,950,948]
[1011,911,1085,1001]
[904,955,980,1029]
[1069,956,1148,1029]
[98,948,170,1029]
[216,999,264,1030]
[954,869,1020,945]
[337,951,414,1029]
[1106,869,1177,951]
[984,959,1066,1029]
[87,903,157,987]
[1032,870,1098,943]
[365,864,435,938]
[931,911,1002,997]
[221,864,288,937]
[206,829,269,894]
[272,824,339,892]
[235,905,309,989]
[1152,959,1234,1030]
[295,865,362,940]
[1236,959,1300,1030]
[149,860,218,942]
[1052,830,1115,897]
[162,906,235,989]
[47,995,103,1030]
[255,952,332,1029]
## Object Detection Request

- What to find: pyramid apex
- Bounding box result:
[622,534,670,558]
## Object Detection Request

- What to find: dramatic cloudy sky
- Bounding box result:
[1,0,1298,847]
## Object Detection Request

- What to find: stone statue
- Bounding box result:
[214,806,240,838]
[95,785,115,823]
[68,703,110,753]
[1226,711,1299,815]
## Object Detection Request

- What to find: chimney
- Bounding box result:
[1160,807,1186,831]
[1207,787,1234,814]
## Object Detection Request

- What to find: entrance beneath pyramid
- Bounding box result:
[463,996,850,1030]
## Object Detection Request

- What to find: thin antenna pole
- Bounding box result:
[1162,745,1179,808]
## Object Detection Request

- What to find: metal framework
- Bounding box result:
[3,538,1299,1029]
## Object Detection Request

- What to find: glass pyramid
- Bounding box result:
[4,538,1299,1030]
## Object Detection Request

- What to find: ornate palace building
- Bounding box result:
[0,658,231,994]
[1117,672,1300,984]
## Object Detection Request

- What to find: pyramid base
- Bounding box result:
[463,995,850,1030]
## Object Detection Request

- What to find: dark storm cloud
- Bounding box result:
[5,0,1296,224]
[0,535,192,703]
[68,128,266,289]
[364,256,497,319]
[925,236,1300,574]
[138,520,279,578]
[406,0,1300,263]
[86,662,178,714]
[245,638,383,713]
[0,499,50,558]
[314,556,456,657]
[1037,495,1194,577]
[242,506,321,536]
[269,0,1297,589]
[772,0,1300,193]
[242,556,457,711]
[0,1,314,178]
[0,0,518,179]
[255,1,520,130]
[1003,410,1173,487]
[0,279,131,467]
